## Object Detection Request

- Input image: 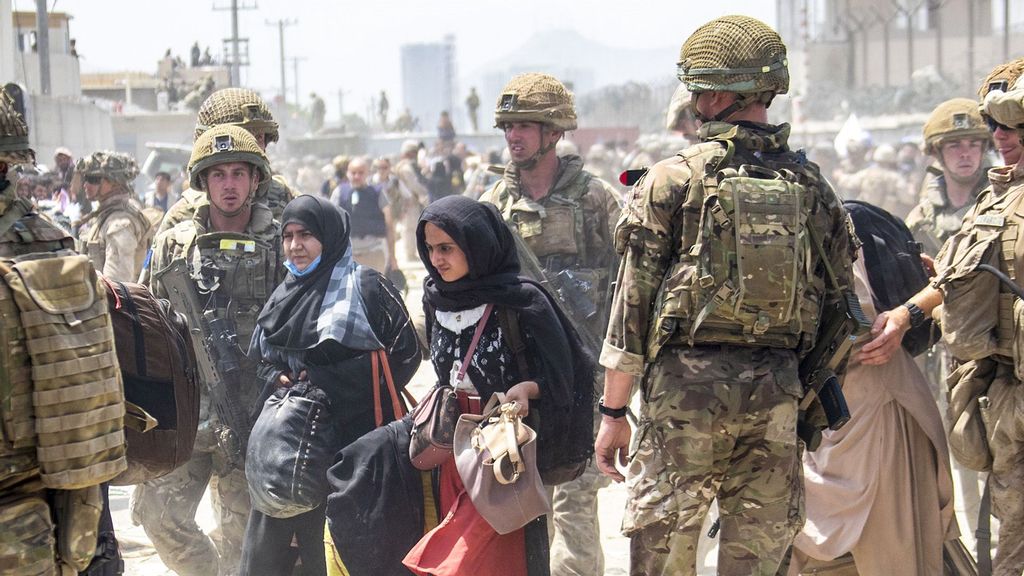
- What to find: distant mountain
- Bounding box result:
[468,28,676,95]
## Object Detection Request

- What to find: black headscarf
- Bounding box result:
[416,195,594,412]
[256,195,360,351]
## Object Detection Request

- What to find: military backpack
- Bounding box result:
[103,279,200,485]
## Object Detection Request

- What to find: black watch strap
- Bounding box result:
[599,397,628,418]
[903,302,925,328]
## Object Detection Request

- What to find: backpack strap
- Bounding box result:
[497,307,530,379]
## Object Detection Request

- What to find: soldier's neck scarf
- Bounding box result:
[417,195,594,412]
[256,195,380,352]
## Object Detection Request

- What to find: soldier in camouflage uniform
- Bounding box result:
[75,151,152,282]
[906,98,991,257]
[595,16,857,575]
[133,125,284,576]
[478,72,620,576]
[157,88,294,238]
[0,90,128,574]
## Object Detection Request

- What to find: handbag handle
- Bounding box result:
[493,403,525,485]
[371,349,405,428]
[455,304,495,385]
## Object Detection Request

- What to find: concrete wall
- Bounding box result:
[110,112,196,175]
[0,0,14,85]
[25,95,115,169]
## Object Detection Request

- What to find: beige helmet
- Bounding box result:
[0,88,34,165]
[678,15,788,122]
[922,98,990,156]
[978,58,1024,100]
[75,151,139,192]
[494,73,577,131]
[194,88,279,144]
[872,143,897,165]
[188,124,270,192]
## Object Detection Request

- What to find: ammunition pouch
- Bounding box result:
[945,357,997,472]
[0,492,56,576]
[3,253,126,489]
[52,485,103,572]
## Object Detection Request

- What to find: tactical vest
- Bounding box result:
[647,140,826,359]
[494,169,613,337]
[498,170,594,269]
[937,184,1024,375]
[178,229,280,345]
[909,174,985,256]
[0,214,125,575]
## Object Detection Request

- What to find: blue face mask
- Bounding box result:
[284,255,321,277]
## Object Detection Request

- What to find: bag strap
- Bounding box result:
[455,303,494,384]
[497,307,530,379]
[371,349,405,428]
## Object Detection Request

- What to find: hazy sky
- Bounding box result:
[39,0,774,120]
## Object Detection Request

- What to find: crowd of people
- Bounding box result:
[5,12,1024,576]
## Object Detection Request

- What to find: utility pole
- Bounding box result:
[288,56,307,107]
[213,0,256,86]
[34,0,50,95]
[893,0,924,78]
[266,19,296,106]
[1005,0,1012,61]
[967,0,976,88]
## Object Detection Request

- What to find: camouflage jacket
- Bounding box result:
[479,154,621,276]
[906,169,988,256]
[479,155,621,342]
[601,121,857,375]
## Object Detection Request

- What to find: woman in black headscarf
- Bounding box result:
[402,195,594,576]
[240,195,420,576]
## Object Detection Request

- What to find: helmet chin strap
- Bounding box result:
[511,128,558,171]
[692,92,773,123]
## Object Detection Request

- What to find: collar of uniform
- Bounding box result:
[193,200,277,240]
[698,121,791,153]
[503,154,584,201]
[987,162,1024,197]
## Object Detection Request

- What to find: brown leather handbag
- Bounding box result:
[454,393,551,535]
[409,305,493,470]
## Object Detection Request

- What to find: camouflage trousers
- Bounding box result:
[983,366,1024,576]
[624,345,804,576]
[130,446,251,576]
[548,410,612,575]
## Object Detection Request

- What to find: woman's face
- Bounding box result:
[282,222,323,272]
[423,222,469,282]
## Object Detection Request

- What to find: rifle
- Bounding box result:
[154,258,250,469]
[511,230,603,358]
[799,225,871,450]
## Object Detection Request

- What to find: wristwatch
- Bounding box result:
[598,397,628,419]
[902,302,925,329]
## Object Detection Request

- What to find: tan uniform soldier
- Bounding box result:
[479,72,620,576]
[928,83,1024,576]
[133,125,283,576]
[596,16,857,575]
[75,151,153,282]
[906,99,992,257]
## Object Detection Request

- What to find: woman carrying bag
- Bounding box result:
[241,195,420,576]
[403,195,593,576]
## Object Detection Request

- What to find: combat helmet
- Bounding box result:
[922,98,990,156]
[0,88,34,165]
[194,88,279,144]
[188,124,270,192]
[76,151,139,192]
[494,73,577,131]
[978,58,1024,100]
[677,15,789,121]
